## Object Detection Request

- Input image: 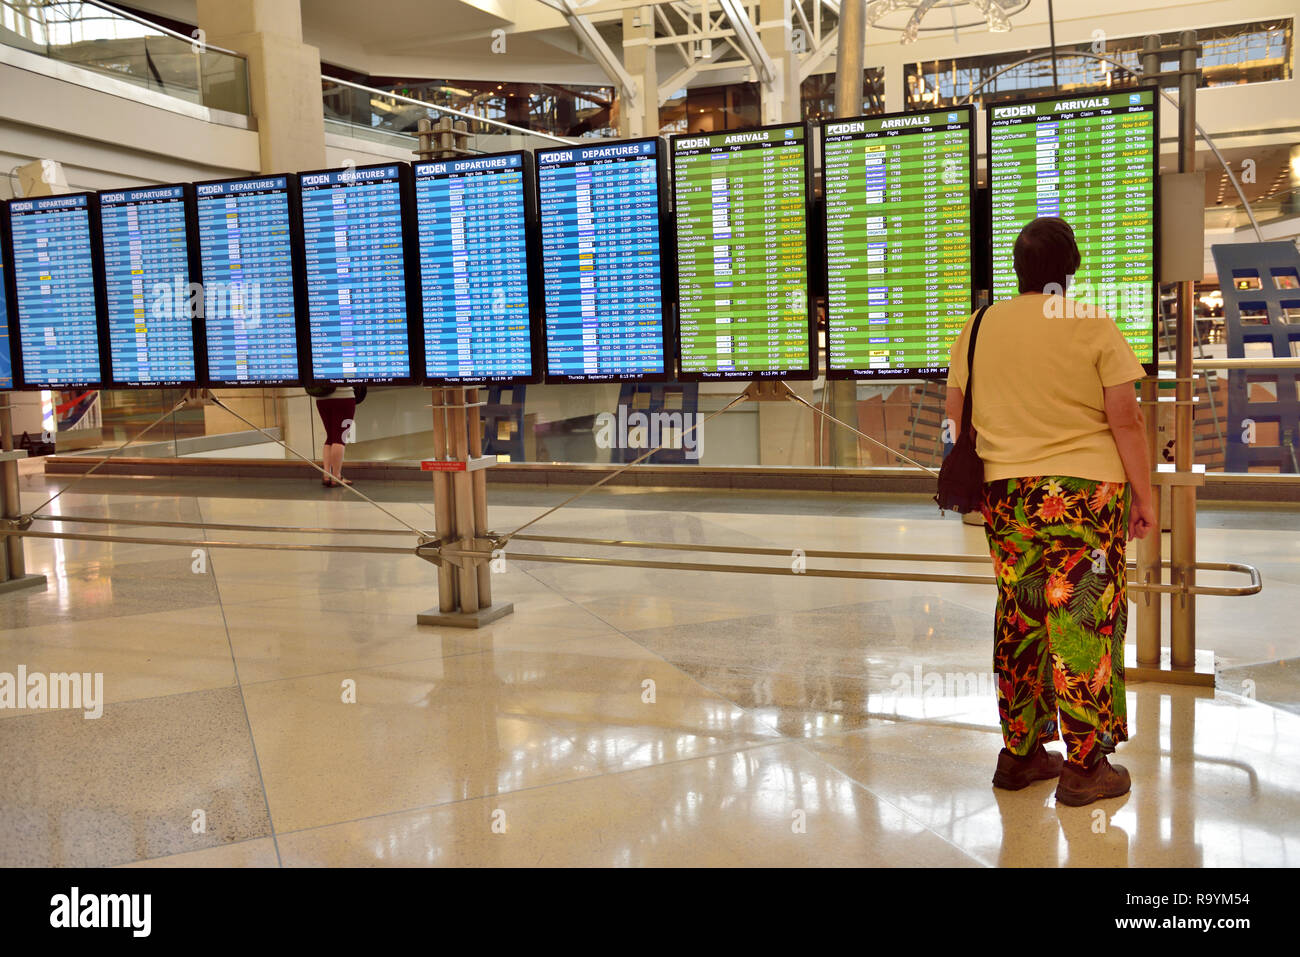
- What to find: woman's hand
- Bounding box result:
[1129,497,1157,540]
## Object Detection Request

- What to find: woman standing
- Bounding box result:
[313,385,356,488]
[945,217,1156,807]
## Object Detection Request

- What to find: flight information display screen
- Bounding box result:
[988,87,1159,365]
[0,208,13,390]
[536,138,669,382]
[6,193,104,388]
[194,175,302,386]
[671,123,814,380]
[822,108,975,379]
[300,164,419,384]
[414,152,538,384]
[99,185,199,387]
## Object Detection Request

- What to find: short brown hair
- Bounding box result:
[1013,217,1081,294]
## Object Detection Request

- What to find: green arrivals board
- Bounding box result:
[671,123,814,380]
[988,87,1159,366]
[821,107,975,379]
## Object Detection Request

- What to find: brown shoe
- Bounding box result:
[992,746,1065,790]
[1055,756,1131,806]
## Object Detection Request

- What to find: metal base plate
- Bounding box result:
[416,601,515,629]
[0,573,47,596]
[1125,644,1216,687]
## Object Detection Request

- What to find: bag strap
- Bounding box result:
[961,304,991,437]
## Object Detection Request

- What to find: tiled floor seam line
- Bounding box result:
[199,497,286,869]
[761,731,990,868]
[115,834,271,868]
[233,634,602,691]
[267,737,794,847]
[512,562,792,740]
[508,568,988,864]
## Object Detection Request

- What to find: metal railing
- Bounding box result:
[1207,186,1300,234]
[322,76,577,154]
[0,0,250,114]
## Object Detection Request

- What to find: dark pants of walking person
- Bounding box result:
[983,475,1131,769]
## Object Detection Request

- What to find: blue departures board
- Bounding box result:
[300,164,418,384]
[536,139,669,382]
[414,152,537,384]
[6,193,103,388]
[0,209,13,389]
[195,176,302,386]
[98,185,199,387]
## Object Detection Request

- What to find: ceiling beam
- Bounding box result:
[717,0,776,86]
[539,0,640,104]
[798,25,838,80]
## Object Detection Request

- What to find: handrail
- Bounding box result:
[14,514,1263,598]
[323,75,576,146]
[12,0,245,58]
[1156,358,1300,370]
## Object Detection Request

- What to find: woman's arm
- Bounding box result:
[943,385,964,451]
[1103,383,1156,540]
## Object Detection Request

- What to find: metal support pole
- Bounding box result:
[828,0,866,467]
[1136,378,1161,666]
[429,387,457,613]
[0,396,45,595]
[416,116,435,157]
[1047,0,1059,92]
[0,398,20,579]
[412,122,512,628]
[467,386,492,606]
[448,387,479,614]
[1136,36,1163,669]
[1170,30,1199,669]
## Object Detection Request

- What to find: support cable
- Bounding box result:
[496,388,752,545]
[204,394,432,540]
[22,394,191,519]
[785,388,940,476]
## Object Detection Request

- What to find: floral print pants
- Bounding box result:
[982,476,1130,768]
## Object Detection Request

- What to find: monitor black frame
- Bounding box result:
[297,161,424,388]
[412,149,544,386]
[5,191,110,391]
[96,182,206,390]
[191,171,310,389]
[0,203,17,392]
[819,105,978,381]
[984,84,1162,375]
[669,119,819,383]
[534,136,675,385]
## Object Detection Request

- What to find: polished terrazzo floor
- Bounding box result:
[1,475,1297,867]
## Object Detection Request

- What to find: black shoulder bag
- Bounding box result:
[935,305,990,514]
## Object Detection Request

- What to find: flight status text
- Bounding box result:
[0,236,12,389]
[99,186,197,386]
[823,109,973,377]
[7,194,102,387]
[301,165,413,383]
[673,125,810,379]
[989,89,1157,363]
[415,154,533,382]
[537,140,667,381]
[195,176,300,385]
